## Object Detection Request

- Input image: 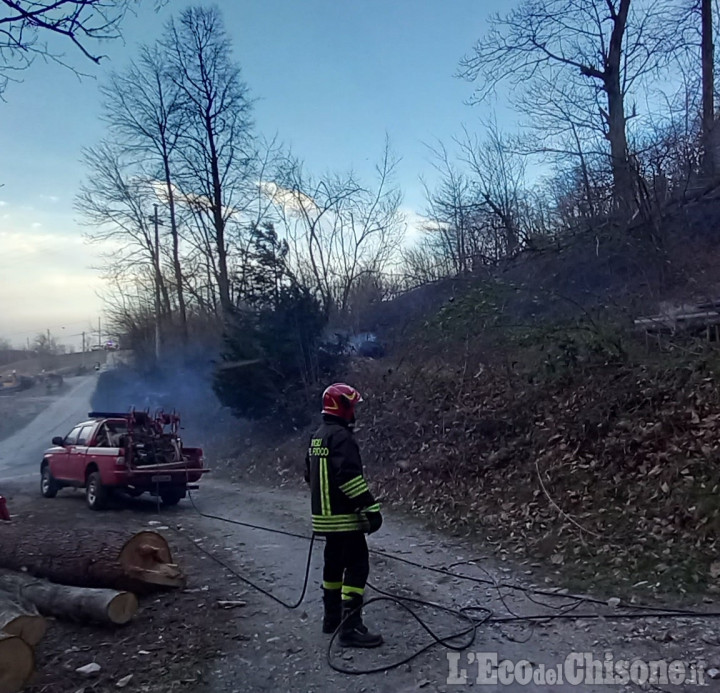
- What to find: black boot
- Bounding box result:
[339,594,383,648]
[322,588,342,634]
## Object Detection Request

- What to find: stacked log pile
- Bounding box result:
[0,528,184,693]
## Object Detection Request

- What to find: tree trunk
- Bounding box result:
[0,594,46,645]
[605,0,633,213]
[702,0,716,177]
[164,156,188,343]
[571,123,594,218]
[148,238,172,320]
[0,528,184,592]
[481,193,519,256]
[0,571,137,626]
[0,633,33,693]
[206,119,232,318]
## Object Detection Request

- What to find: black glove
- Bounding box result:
[365,511,383,535]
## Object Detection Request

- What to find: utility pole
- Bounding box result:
[149,204,163,363]
[98,317,102,348]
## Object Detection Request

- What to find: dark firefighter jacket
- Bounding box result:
[304,415,380,534]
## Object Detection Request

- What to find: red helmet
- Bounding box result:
[322,383,363,422]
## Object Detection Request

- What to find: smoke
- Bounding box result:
[92,346,248,461]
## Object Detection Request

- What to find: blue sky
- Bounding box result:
[0,0,505,347]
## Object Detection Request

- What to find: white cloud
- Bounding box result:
[41,273,103,289]
[259,181,319,216]
[400,207,432,246]
[0,201,6,207]
[150,179,245,221]
[0,217,103,340]
[0,230,83,257]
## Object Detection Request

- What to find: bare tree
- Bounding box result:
[0,0,163,95]
[460,0,681,212]
[77,141,173,316]
[420,141,479,275]
[516,71,610,218]
[459,121,527,257]
[401,241,457,287]
[416,122,533,279]
[270,141,405,317]
[33,331,60,354]
[162,5,255,318]
[101,43,189,340]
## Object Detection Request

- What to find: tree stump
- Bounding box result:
[0,632,33,693]
[0,593,46,646]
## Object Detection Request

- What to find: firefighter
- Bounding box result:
[305,382,383,648]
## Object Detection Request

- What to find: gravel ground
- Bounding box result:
[4,473,720,692]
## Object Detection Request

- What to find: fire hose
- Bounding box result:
[152,491,720,676]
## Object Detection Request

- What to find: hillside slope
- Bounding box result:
[226,204,720,597]
[354,351,720,596]
[234,280,720,599]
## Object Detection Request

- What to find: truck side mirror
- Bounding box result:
[52,436,65,446]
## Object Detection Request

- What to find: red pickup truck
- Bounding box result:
[40,410,208,510]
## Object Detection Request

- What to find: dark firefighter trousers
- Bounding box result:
[322,531,369,600]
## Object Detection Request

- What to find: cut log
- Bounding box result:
[0,633,33,693]
[0,593,46,646]
[0,571,138,626]
[0,527,184,592]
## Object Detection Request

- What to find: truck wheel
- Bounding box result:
[160,488,184,506]
[40,465,59,498]
[86,472,107,511]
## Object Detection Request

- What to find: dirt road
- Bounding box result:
[183,480,720,692]
[0,374,97,481]
[2,378,720,691]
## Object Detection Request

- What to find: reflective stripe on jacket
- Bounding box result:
[305,416,379,534]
